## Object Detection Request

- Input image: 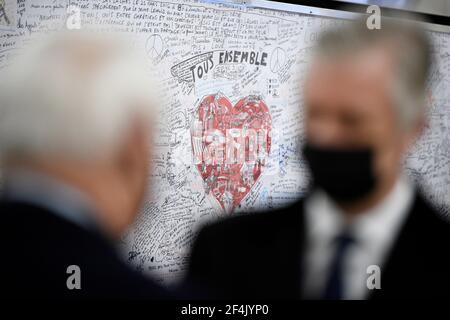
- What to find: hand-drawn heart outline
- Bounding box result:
[191,93,272,213]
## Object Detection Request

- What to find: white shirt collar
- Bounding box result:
[351,177,414,259]
[303,175,415,299]
[305,175,414,249]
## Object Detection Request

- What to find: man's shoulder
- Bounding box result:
[398,192,450,267]
[2,200,105,247]
[1,200,169,298]
[196,200,305,245]
[187,200,306,298]
[410,193,450,236]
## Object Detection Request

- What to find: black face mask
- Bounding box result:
[302,143,377,203]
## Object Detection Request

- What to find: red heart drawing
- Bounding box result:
[191,93,272,213]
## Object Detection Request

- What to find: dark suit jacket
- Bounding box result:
[2,201,171,299]
[186,193,450,299]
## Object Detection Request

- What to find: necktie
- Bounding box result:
[322,231,355,300]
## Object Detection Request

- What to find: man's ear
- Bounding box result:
[415,114,427,137]
[410,90,433,144]
[117,117,150,189]
[105,118,150,236]
[404,114,426,150]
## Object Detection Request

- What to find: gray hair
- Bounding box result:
[0,31,157,162]
[314,17,432,129]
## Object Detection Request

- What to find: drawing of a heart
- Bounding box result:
[191,93,272,213]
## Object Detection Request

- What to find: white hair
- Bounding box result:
[0,31,157,162]
[313,18,432,130]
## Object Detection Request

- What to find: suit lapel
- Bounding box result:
[369,193,433,299]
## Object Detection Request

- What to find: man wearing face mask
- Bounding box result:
[185,18,450,299]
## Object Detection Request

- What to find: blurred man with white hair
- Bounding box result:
[0,31,169,299]
[186,18,450,299]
